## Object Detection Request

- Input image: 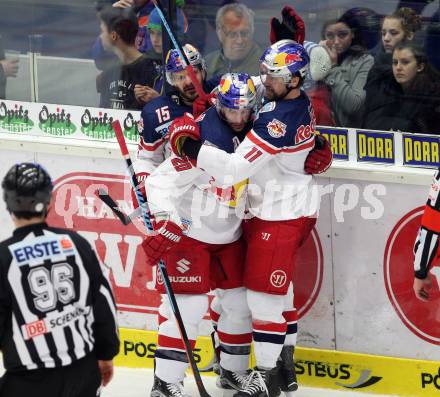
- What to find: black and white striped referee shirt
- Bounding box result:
[0,222,119,372]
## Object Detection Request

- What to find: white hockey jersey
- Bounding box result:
[146,107,249,244]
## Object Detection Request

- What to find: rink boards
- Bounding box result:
[1,100,440,397]
[115,327,440,397]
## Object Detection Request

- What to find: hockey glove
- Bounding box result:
[305,135,332,174]
[193,92,217,118]
[169,113,201,157]
[141,220,183,267]
[130,171,149,209]
[269,5,305,45]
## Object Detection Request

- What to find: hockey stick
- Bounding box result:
[152,0,206,99]
[112,120,211,397]
[95,188,143,225]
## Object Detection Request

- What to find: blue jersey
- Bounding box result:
[136,94,192,174]
[136,78,222,174]
[251,93,315,153]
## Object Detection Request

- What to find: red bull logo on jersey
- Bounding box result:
[267,118,287,138]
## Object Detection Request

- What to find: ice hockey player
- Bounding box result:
[132,43,218,197]
[134,40,331,198]
[169,40,318,397]
[413,168,440,302]
[142,73,257,397]
[0,163,119,397]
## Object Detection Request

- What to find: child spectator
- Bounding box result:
[98,6,160,110]
[134,6,187,104]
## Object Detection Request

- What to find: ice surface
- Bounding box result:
[101,367,397,397]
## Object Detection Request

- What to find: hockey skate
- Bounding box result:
[233,367,279,397]
[216,366,250,391]
[150,375,185,397]
[276,346,298,397]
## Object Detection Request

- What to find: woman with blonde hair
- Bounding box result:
[366,8,422,89]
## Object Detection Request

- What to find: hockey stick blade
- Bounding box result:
[96,189,143,225]
[96,189,130,225]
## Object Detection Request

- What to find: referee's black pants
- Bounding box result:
[0,353,101,397]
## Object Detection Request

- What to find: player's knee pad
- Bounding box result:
[247,289,285,323]
[160,294,208,325]
[174,294,209,325]
[218,287,251,321]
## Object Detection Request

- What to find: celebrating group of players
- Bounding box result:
[0,5,437,397]
[134,8,333,397]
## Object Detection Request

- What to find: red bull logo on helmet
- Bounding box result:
[219,78,232,94]
[274,52,303,67]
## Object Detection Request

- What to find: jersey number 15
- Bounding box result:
[155,106,171,123]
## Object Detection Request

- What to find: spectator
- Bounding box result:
[320,11,374,128]
[363,41,440,134]
[97,6,160,110]
[425,8,440,72]
[134,6,187,103]
[396,0,436,14]
[134,0,187,54]
[0,36,19,99]
[93,0,154,71]
[369,8,421,81]
[204,3,262,78]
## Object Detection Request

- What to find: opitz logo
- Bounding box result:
[176,258,190,274]
[270,270,287,288]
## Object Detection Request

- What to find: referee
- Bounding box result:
[0,163,120,396]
